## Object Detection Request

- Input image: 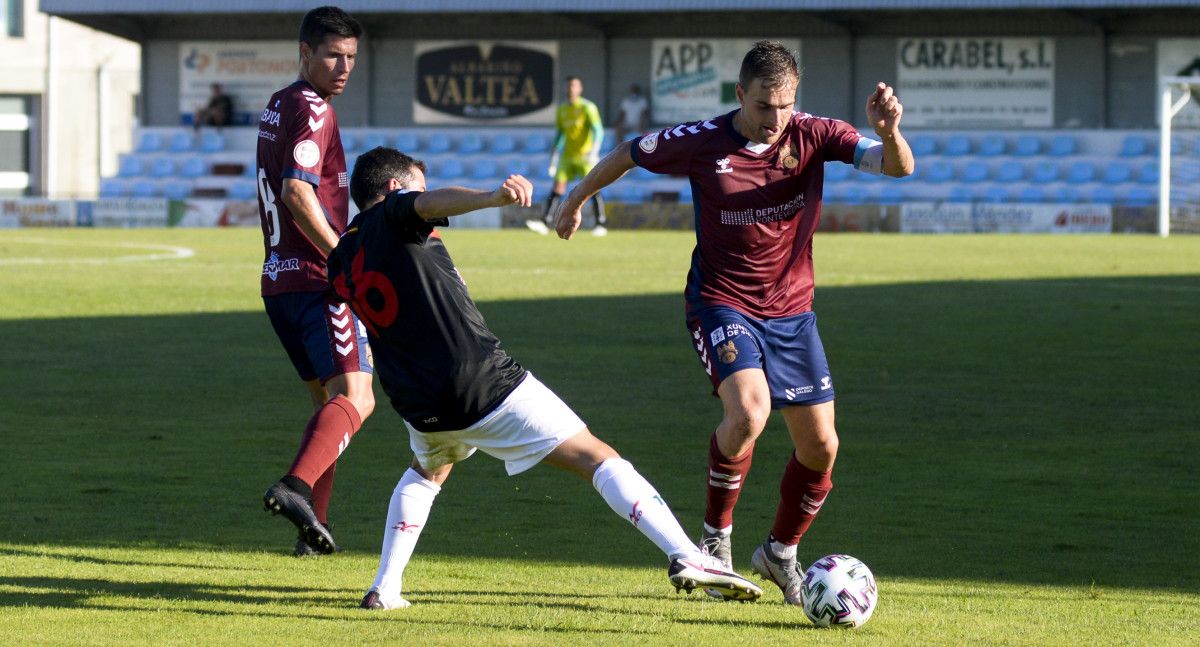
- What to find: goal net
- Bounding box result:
[1159,76,1200,236]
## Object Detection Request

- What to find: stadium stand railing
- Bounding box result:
[102,126,1166,207]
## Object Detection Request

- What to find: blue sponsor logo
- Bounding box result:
[262,252,300,281]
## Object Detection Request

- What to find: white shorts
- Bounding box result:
[405,373,587,476]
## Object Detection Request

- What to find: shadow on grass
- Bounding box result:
[2,275,1197,593]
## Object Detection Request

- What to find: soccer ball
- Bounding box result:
[800,554,878,628]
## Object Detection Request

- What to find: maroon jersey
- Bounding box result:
[256,80,349,296]
[631,111,871,319]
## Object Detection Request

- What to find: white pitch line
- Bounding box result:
[0,237,196,265]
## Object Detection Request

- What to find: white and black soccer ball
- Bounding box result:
[800,554,878,628]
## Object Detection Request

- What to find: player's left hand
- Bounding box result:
[493,174,533,208]
[866,82,903,136]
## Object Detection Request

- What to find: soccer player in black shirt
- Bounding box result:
[330,146,762,609]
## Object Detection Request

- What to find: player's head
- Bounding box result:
[735,41,799,145]
[350,146,428,211]
[298,6,364,98]
[565,76,583,101]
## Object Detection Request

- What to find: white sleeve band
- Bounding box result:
[853,138,885,175]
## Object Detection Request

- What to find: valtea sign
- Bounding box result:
[414,41,556,125]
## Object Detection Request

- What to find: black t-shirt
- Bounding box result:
[327,190,527,432]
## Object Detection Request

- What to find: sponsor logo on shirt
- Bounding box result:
[338,171,349,188]
[715,157,733,174]
[639,131,659,154]
[719,193,807,226]
[821,375,832,390]
[709,327,725,346]
[294,140,320,168]
[262,251,300,281]
[260,108,281,127]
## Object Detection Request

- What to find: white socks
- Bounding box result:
[371,468,440,601]
[591,457,696,560]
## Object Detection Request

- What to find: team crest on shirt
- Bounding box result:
[779,143,799,169]
[639,131,660,154]
[294,139,320,168]
[716,340,738,364]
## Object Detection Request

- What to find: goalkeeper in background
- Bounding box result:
[526,76,608,236]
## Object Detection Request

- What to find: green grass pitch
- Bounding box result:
[0,228,1197,646]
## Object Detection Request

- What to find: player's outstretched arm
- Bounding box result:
[281,178,341,255]
[412,174,533,221]
[865,82,915,178]
[554,141,636,240]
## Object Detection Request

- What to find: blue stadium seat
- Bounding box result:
[633,165,656,181]
[341,132,358,152]
[361,133,389,151]
[982,185,1009,203]
[1050,185,1082,203]
[909,135,937,156]
[118,155,143,177]
[131,181,159,198]
[180,157,207,179]
[1091,185,1116,204]
[149,157,175,179]
[490,133,517,154]
[926,160,954,183]
[228,181,257,200]
[960,164,989,183]
[427,133,453,154]
[947,186,974,202]
[841,185,868,205]
[438,158,466,179]
[678,182,693,203]
[1119,135,1150,158]
[395,132,420,152]
[1031,161,1059,184]
[977,135,1006,157]
[1048,135,1077,157]
[471,159,497,180]
[1012,135,1041,157]
[523,133,551,154]
[1121,186,1155,206]
[1137,162,1159,185]
[136,132,164,153]
[459,133,484,154]
[168,131,194,153]
[99,179,128,197]
[243,162,258,178]
[942,137,971,156]
[199,131,224,153]
[1102,161,1132,184]
[1018,186,1045,203]
[163,180,192,200]
[878,185,906,204]
[824,162,851,182]
[995,163,1024,183]
[1066,161,1096,184]
[504,157,532,177]
[823,184,846,203]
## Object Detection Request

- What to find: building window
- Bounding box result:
[3,0,22,38]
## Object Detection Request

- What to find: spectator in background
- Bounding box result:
[194,83,233,130]
[615,83,649,143]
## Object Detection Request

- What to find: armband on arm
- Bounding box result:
[853,138,884,176]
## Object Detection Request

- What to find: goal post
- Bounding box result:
[1159,76,1200,237]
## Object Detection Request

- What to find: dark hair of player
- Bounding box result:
[738,40,800,90]
[299,6,364,50]
[350,146,428,211]
[566,75,581,84]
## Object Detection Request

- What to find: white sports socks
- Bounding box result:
[370,468,441,601]
[591,457,696,560]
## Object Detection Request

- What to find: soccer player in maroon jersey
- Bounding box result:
[256,6,370,555]
[552,41,914,605]
[327,147,761,609]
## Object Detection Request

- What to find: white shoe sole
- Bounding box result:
[524,220,550,235]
